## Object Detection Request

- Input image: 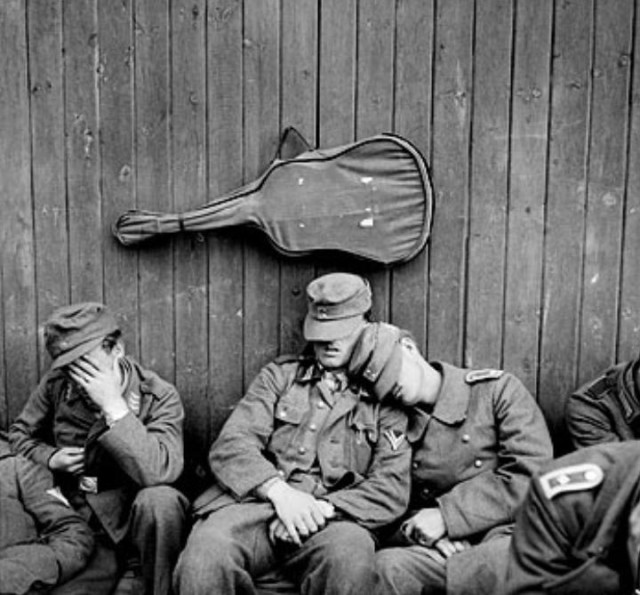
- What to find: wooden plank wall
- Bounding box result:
[1,1,639,473]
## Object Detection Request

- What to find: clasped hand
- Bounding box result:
[401,508,470,562]
[267,481,335,546]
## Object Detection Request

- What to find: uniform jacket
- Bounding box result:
[193,357,412,531]
[566,358,640,448]
[507,441,640,594]
[8,356,184,543]
[0,441,94,595]
[405,362,553,594]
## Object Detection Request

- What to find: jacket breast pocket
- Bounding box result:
[270,391,309,454]
[347,405,378,473]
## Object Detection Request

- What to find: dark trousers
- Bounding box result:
[53,485,188,595]
[174,502,377,595]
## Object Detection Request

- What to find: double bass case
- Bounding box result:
[113,128,434,266]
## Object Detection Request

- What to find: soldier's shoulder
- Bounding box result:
[538,462,604,500]
[465,368,504,384]
[573,363,626,401]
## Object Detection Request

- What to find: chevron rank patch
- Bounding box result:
[465,369,504,384]
[384,429,406,451]
[539,463,604,500]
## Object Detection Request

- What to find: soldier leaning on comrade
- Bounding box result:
[8,302,188,595]
[346,322,554,595]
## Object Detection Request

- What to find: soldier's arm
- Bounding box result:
[438,374,553,539]
[0,456,94,594]
[208,362,288,499]
[323,404,412,530]
[565,390,621,449]
[97,380,185,486]
[506,475,575,594]
[8,375,58,467]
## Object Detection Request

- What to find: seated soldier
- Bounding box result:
[174,273,411,595]
[507,440,640,594]
[347,322,554,595]
[566,353,640,448]
[0,435,94,595]
[9,302,188,595]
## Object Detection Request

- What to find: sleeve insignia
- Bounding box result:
[465,369,504,384]
[539,463,604,499]
[383,429,406,451]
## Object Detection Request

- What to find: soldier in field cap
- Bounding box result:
[174,273,411,595]
[9,302,188,595]
[347,322,554,595]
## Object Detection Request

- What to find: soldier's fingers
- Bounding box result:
[434,539,455,558]
[78,355,102,372]
[67,367,90,386]
[451,540,469,553]
[285,521,301,546]
[310,507,327,528]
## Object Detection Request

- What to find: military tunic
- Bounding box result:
[8,356,187,595]
[0,442,94,595]
[9,356,184,542]
[566,358,640,448]
[507,441,640,594]
[175,357,411,595]
[377,362,554,595]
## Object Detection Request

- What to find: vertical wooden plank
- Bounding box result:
[619,3,640,362]
[318,0,356,147]
[134,0,174,380]
[63,0,103,302]
[427,0,473,363]
[172,0,209,489]
[279,0,318,355]
[538,0,592,449]
[207,0,244,443]
[0,0,37,424]
[502,0,552,393]
[465,0,512,370]
[355,0,395,322]
[0,265,5,428]
[243,0,281,385]
[98,0,139,357]
[391,0,434,352]
[28,0,69,374]
[578,0,633,383]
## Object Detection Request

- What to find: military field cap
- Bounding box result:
[303,273,372,342]
[348,322,404,400]
[44,302,120,369]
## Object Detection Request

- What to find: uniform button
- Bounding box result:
[280,409,287,418]
[298,446,307,454]
[474,459,482,468]
[278,470,285,478]
[317,402,326,409]
[412,461,419,470]
[461,434,470,443]
[421,488,430,498]
[309,423,317,431]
